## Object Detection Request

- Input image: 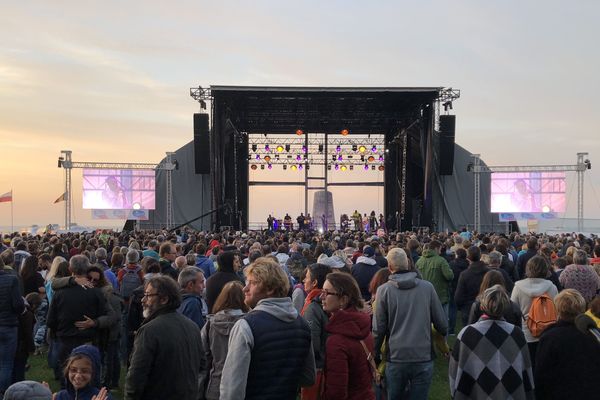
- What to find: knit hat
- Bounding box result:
[126,249,140,264]
[3,381,52,400]
[319,255,346,269]
[363,245,375,258]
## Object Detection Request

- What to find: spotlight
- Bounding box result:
[251,144,257,152]
[298,164,303,170]
[349,165,354,170]
[261,165,265,170]
[332,155,337,161]
[268,164,272,170]
[379,155,384,161]
[371,165,376,170]
[327,164,332,170]
[306,164,310,170]
[133,202,141,210]
[378,165,385,171]
[371,145,377,152]
[255,154,261,160]
[277,145,284,152]
[359,145,366,153]
[318,144,324,152]
[251,164,258,170]
[296,155,302,161]
[542,205,550,213]
[360,155,365,162]
[341,129,349,136]
[283,165,287,170]
[265,144,270,152]
[291,165,297,171]
[285,144,291,152]
[296,129,304,136]
[367,156,375,163]
[335,164,339,170]
[338,155,343,161]
[275,154,280,160]
[264,155,271,163]
[352,144,357,152]
[363,164,369,171]
[302,145,307,153]
[340,165,347,171]
[385,149,389,153]
[336,145,341,153]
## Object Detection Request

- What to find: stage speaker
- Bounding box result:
[439,115,455,175]
[194,113,210,174]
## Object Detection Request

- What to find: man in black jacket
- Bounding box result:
[46,255,108,384]
[516,237,538,280]
[454,246,489,327]
[0,268,25,396]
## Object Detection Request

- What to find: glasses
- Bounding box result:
[69,367,92,376]
[321,290,341,297]
[142,292,160,299]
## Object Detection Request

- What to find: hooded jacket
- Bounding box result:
[219,297,316,400]
[351,256,379,301]
[177,291,206,329]
[302,293,328,369]
[55,345,110,400]
[373,271,448,363]
[510,278,558,342]
[454,261,490,310]
[415,249,454,304]
[200,309,245,400]
[324,308,375,400]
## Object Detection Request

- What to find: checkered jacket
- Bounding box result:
[449,318,534,400]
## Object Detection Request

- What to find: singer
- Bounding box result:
[533,289,600,400]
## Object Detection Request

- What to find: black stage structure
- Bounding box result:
[191,86,461,231]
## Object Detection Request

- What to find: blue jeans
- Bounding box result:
[0,326,18,395]
[385,360,434,400]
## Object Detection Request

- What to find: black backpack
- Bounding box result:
[120,266,143,299]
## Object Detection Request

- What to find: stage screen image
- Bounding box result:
[490,172,566,213]
[82,169,156,210]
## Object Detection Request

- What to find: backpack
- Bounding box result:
[526,293,557,337]
[120,266,143,299]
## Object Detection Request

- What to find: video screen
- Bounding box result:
[82,169,155,210]
[491,172,566,213]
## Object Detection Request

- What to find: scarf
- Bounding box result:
[301,288,322,316]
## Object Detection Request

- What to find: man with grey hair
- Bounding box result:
[174,255,187,272]
[95,247,118,290]
[373,247,447,400]
[47,255,108,383]
[177,266,206,329]
[487,250,514,293]
[559,249,600,304]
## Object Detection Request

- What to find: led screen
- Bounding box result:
[82,169,155,210]
[491,172,566,213]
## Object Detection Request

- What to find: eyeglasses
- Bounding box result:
[142,292,160,299]
[321,290,341,297]
[69,367,92,376]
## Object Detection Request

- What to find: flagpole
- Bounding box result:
[11,189,13,233]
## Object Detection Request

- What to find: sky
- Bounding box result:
[0,0,599,230]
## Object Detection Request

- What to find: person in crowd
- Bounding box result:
[559,249,600,304]
[351,245,380,301]
[195,243,217,279]
[300,263,331,400]
[13,292,36,382]
[177,266,206,329]
[586,296,600,327]
[46,255,108,387]
[158,243,178,279]
[45,256,68,303]
[368,268,391,400]
[3,380,53,400]
[486,250,514,293]
[416,240,454,316]
[516,237,538,280]
[142,240,160,261]
[38,253,52,280]
[200,281,248,400]
[94,248,118,291]
[448,247,468,335]
[450,285,534,400]
[534,289,600,400]
[20,255,45,296]
[454,246,490,327]
[125,275,203,400]
[321,272,375,400]
[220,257,315,400]
[205,251,243,313]
[467,270,522,327]
[373,247,448,400]
[54,345,111,400]
[510,255,558,367]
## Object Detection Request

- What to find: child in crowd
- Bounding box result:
[54,345,111,400]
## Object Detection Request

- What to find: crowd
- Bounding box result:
[0,226,599,400]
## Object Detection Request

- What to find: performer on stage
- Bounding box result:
[352,210,362,231]
[267,214,274,231]
[305,213,312,230]
[296,213,305,231]
[283,213,292,231]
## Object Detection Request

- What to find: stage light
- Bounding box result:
[340,165,347,171]
[275,154,280,160]
[268,164,272,170]
[285,144,291,152]
[251,144,257,152]
[368,155,375,163]
[341,129,349,136]
[283,165,287,170]
[255,154,261,160]
[296,155,302,161]
[251,164,258,170]
[302,145,307,153]
[264,155,271,163]
[335,164,339,170]
[276,145,284,152]
[133,202,141,210]
[350,165,354,170]
[379,155,384,161]
[327,164,332,170]
[385,149,389,153]
[318,144,324,152]
[542,205,550,213]
[336,145,341,153]
[359,145,366,153]
[378,165,385,171]
[371,145,377,152]
[338,155,343,161]
[296,129,304,136]
[360,155,365,162]
[363,164,369,171]
[265,144,270,152]
[261,165,265,170]
[318,227,323,234]
[291,165,297,171]
[371,165,376,170]
[298,164,303,170]
[352,144,357,152]
[332,155,337,161]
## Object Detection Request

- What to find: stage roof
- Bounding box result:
[210,86,443,134]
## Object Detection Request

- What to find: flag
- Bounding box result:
[53,192,67,204]
[0,190,12,203]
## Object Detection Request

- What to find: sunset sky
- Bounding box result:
[1,1,599,230]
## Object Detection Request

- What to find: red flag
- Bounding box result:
[0,190,12,203]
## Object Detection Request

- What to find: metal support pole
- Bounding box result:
[472,154,481,233]
[61,150,73,231]
[577,152,588,232]
[165,152,175,230]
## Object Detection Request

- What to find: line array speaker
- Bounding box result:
[194,113,210,174]
[439,115,455,175]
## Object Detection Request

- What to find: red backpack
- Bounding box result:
[526,293,557,337]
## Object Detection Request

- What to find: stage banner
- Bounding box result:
[92,209,149,220]
[498,212,557,222]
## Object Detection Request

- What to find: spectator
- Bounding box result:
[516,237,538,280]
[559,249,600,304]
[205,251,243,313]
[416,240,454,315]
[20,255,45,296]
[3,380,52,400]
[54,345,111,400]
[177,266,206,329]
[486,251,514,293]
[467,270,522,327]
[454,246,490,327]
[0,258,24,396]
[158,243,178,280]
[351,245,380,301]
[448,248,469,335]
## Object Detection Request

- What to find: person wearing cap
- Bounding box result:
[3,381,52,400]
[351,245,380,301]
